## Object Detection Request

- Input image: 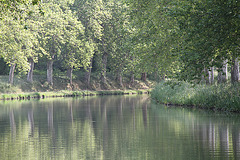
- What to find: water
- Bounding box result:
[0,95,240,160]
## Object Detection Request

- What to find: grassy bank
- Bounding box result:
[0,89,151,100]
[0,74,153,93]
[151,81,240,112]
[0,74,153,100]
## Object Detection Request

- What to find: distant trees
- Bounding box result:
[127,0,240,84]
[167,0,240,83]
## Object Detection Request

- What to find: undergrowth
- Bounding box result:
[151,80,240,112]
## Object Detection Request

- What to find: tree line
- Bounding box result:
[127,0,240,84]
[0,0,240,87]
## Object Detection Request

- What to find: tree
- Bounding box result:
[217,60,228,83]
[231,58,239,83]
[95,0,114,85]
[167,0,240,83]
[61,19,94,86]
[0,0,42,20]
[37,1,67,85]
[25,5,43,83]
[126,0,181,81]
[0,12,37,84]
[104,0,133,87]
[72,0,103,87]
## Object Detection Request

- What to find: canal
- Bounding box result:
[0,95,240,159]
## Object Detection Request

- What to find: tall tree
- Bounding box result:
[231,57,239,83]
[37,1,67,85]
[126,0,181,80]
[58,2,93,86]
[217,60,228,83]
[0,11,37,84]
[72,0,103,87]
[25,5,43,83]
[105,0,133,87]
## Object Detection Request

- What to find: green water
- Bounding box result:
[0,95,240,160]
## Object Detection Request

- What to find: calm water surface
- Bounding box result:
[0,95,240,160]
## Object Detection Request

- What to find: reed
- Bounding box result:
[151,81,240,112]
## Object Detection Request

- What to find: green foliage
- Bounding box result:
[151,81,240,112]
[167,0,240,81]
[1,19,34,72]
[37,1,65,59]
[1,0,240,87]
[125,0,181,78]
[0,89,149,100]
[105,0,134,77]
[0,0,42,22]
[59,5,94,70]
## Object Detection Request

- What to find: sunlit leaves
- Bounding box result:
[0,12,38,73]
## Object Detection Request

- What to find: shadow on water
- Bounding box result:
[0,95,240,159]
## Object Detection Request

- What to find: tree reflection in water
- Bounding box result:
[0,96,239,159]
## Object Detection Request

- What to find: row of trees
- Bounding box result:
[0,0,239,87]
[126,0,240,84]
[1,0,94,85]
[0,0,144,87]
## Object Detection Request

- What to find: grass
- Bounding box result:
[0,89,151,100]
[0,73,154,92]
[151,80,240,112]
[0,73,153,100]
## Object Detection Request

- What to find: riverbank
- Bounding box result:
[0,89,151,100]
[151,81,240,112]
[0,74,153,100]
[0,74,153,92]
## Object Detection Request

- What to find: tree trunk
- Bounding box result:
[84,58,93,88]
[130,73,134,84]
[27,57,34,83]
[101,52,108,84]
[209,67,214,84]
[217,60,228,83]
[141,72,147,81]
[204,68,211,84]
[159,71,166,82]
[202,67,212,84]
[115,66,123,88]
[47,59,54,85]
[231,57,239,83]
[9,63,16,84]
[67,67,73,86]
[201,70,205,83]
[116,72,123,88]
[162,73,166,81]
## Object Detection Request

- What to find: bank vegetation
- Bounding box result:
[151,81,240,112]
